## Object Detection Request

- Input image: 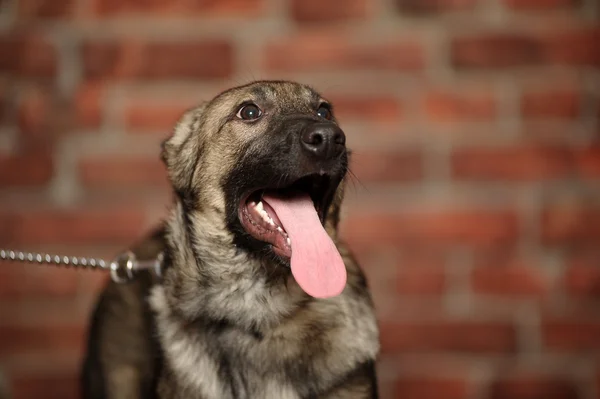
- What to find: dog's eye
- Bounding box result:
[317,105,332,120]
[237,104,262,121]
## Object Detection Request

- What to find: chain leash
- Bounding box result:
[0,249,163,283]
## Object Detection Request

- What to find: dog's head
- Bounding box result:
[161,80,349,298]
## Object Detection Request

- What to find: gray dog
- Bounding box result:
[81,80,380,398]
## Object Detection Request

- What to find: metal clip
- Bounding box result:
[110,251,136,283]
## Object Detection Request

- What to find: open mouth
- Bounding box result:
[237,172,347,298]
[239,174,333,259]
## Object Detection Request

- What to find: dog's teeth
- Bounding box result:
[267,217,275,226]
[256,201,264,212]
[286,237,291,246]
[249,201,256,207]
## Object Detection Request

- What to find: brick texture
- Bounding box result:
[564,254,600,299]
[451,146,584,181]
[0,264,79,300]
[79,156,168,189]
[451,28,600,69]
[83,40,234,80]
[489,376,580,399]
[423,88,497,123]
[264,35,425,72]
[343,209,519,249]
[471,259,549,297]
[502,0,581,9]
[0,33,57,78]
[291,0,369,23]
[521,88,581,119]
[0,150,55,187]
[91,0,264,17]
[18,0,74,19]
[395,377,469,399]
[396,0,478,14]
[10,373,79,399]
[542,205,600,247]
[542,321,600,350]
[0,0,598,398]
[380,322,517,353]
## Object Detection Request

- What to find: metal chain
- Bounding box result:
[0,248,163,283]
[1,249,109,270]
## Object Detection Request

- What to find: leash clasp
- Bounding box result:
[109,251,164,283]
[110,251,136,283]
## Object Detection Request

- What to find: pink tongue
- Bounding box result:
[262,193,347,298]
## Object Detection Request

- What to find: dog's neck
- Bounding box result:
[158,200,307,332]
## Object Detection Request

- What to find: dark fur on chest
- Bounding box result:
[80,226,379,399]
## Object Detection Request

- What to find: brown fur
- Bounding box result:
[81,81,380,399]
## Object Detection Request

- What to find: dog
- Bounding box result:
[81,80,380,398]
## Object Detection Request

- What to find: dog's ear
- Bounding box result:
[161,102,207,193]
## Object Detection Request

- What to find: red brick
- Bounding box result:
[92,0,263,16]
[396,0,477,13]
[18,85,99,138]
[564,254,600,299]
[79,157,168,188]
[542,206,600,247]
[18,88,49,137]
[0,324,86,357]
[574,145,600,178]
[265,34,424,73]
[79,272,110,297]
[11,372,79,399]
[503,0,580,8]
[0,150,54,187]
[342,209,519,249]
[395,377,469,399]
[396,251,447,295]
[0,33,57,78]
[543,320,600,350]
[17,87,72,142]
[490,376,579,399]
[471,260,548,297]
[83,40,233,80]
[350,150,423,183]
[326,95,403,124]
[380,321,517,353]
[452,28,600,69]
[423,89,496,123]
[564,265,600,299]
[0,264,79,300]
[396,267,446,296]
[74,84,103,129]
[1,207,147,246]
[291,0,368,23]
[0,83,6,125]
[451,146,571,180]
[521,89,581,119]
[540,28,600,66]
[18,0,74,18]
[125,100,189,131]
[452,34,541,68]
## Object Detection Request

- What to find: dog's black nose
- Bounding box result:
[301,123,346,160]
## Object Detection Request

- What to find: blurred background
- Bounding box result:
[0,0,599,398]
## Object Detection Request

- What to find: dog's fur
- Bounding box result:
[81,81,380,398]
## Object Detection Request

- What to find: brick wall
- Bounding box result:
[0,0,599,398]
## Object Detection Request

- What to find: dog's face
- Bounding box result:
[162,81,348,291]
